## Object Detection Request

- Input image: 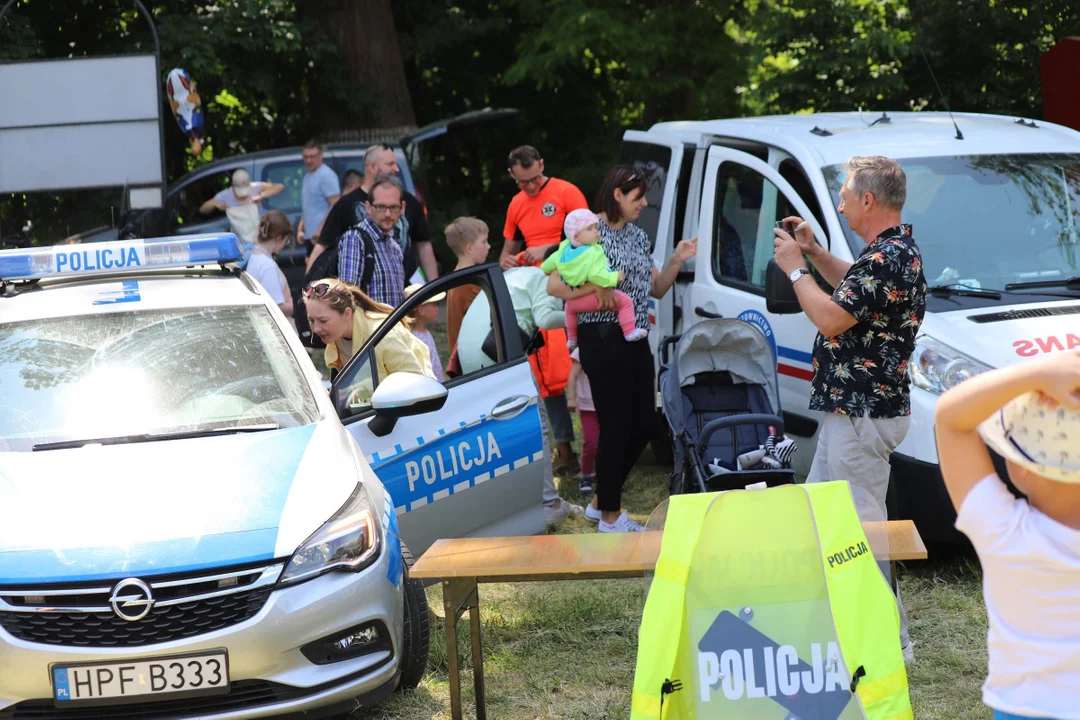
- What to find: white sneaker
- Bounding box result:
[585,504,602,523]
[598,512,644,533]
[902,642,915,665]
[544,499,584,526]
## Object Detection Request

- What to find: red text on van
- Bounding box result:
[1013,334,1080,356]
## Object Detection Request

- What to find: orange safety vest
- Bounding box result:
[516,251,571,398]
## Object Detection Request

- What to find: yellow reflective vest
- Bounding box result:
[631,481,912,720]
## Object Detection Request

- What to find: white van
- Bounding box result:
[628,111,1080,542]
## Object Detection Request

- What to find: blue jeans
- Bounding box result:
[994,711,1057,720]
[543,393,575,444]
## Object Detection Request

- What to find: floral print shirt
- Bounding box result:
[810,224,927,418]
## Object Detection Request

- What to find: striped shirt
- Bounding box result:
[338,216,406,307]
[578,220,654,331]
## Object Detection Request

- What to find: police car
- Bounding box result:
[0,236,546,718]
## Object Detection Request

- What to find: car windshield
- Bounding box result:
[0,306,319,452]
[823,154,1080,290]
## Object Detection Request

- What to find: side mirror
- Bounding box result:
[367,372,448,437]
[764,259,803,315]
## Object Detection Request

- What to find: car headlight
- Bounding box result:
[279,483,382,586]
[910,335,992,395]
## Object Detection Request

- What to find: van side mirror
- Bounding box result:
[764,259,803,314]
[367,372,448,437]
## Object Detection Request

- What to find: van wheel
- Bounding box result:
[397,543,430,691]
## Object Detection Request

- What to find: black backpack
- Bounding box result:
[295,223,377,349]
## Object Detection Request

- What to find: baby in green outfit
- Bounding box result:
[540,208,647,350]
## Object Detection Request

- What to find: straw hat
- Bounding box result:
[978,391,1080,484]
[403,283,446,304]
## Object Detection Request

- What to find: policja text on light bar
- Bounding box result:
[0,234,246,281]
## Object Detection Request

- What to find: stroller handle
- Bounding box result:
[658,334,681,367]
[698,414,786,454]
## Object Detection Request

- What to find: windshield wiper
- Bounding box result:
[928,284,1002,300]
[1004,277,1080,291]
[32,424,281,452]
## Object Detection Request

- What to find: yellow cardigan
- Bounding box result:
[325,310,434,380]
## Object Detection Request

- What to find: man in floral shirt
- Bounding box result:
[774,155,926,663]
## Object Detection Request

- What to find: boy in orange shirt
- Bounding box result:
[444,217,490,351]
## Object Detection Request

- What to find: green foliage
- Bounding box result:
[6,0,1080,252]
[743,0,1080,119]
[743,0,913,114]
[396,0,748,263]
[155,0,360,174]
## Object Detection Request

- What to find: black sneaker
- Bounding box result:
[579,474,595,494]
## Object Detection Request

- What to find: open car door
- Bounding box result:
[399,107,519,167]
[332,264,546,557]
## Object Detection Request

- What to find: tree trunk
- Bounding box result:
[302,0,416,131]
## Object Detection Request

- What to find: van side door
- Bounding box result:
[691,147,832,472]
[619,132,697,347]
[333,264,546,557]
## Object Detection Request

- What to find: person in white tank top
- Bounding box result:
[247,210,294,319]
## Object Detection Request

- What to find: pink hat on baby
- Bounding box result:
[564,208,600,244]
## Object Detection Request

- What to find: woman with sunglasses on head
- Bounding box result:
[303,279,433,383]
[547,165,698,533]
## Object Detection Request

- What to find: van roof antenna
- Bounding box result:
[920,50,963,140]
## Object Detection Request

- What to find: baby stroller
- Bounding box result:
[658,318,798,494]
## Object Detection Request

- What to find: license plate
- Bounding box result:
[51,650,229,706]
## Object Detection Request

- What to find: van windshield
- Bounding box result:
[0,307,319,452]
[823,154,1080,290]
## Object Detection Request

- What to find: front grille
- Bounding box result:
[0,564,281,648]
[969,304,1080,323]
[0,587,272,647]
[0,680,303,720]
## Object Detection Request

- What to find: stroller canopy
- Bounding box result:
[665,318,781,435]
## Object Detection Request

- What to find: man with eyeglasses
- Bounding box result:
[310,144,436,285]
[337,177,408,307]
[499,146,589,270]
[297,140,341,246]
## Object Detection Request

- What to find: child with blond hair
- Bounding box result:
[936,349,1080,720]
[443,216,490,350]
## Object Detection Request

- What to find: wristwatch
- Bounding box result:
[789,268,810,284]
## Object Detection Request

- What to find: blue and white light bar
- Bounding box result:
[0,234,245,281]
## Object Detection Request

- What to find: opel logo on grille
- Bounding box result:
[108,578,155,622]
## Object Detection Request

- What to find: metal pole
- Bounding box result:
[0,0,18,244]
[131,0,169,220]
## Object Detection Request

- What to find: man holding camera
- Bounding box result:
[773,155,926,662]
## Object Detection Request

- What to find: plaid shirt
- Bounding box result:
[338,216,405,307]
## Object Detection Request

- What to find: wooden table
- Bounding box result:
[411,522,927,720]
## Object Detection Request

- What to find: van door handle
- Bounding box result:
[491,395,530,419]
[695,306,722,319]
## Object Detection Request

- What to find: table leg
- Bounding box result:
[442,578,482,720]
[469,599,486,720]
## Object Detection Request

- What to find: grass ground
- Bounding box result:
[353,444,992,719]
[322,315,990,717]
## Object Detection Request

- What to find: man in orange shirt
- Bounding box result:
[499,146,588,478]
[500,146,589,269]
